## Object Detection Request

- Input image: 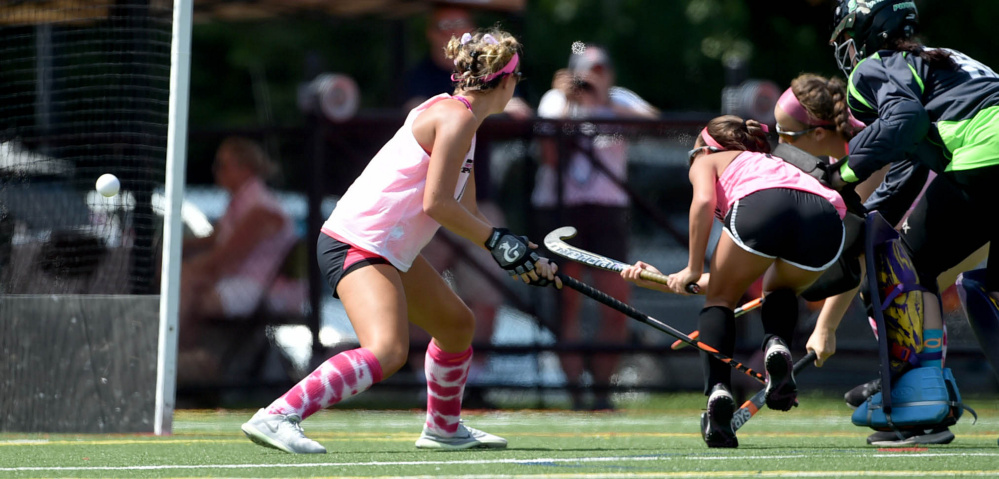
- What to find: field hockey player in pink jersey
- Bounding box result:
[621,116,846,448]
[240,27,560,454]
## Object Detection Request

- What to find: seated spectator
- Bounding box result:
[178,137,297,381]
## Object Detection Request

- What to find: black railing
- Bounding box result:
[179,114,997,407]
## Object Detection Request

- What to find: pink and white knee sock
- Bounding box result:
[266,348,383,420]
[424,341,472,436]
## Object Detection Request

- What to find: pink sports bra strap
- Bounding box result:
[452,95,472,111]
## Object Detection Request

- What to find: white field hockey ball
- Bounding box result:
[96,173,120,197]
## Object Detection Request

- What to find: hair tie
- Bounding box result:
[460,32,472,45]
[482,33,498,45]
[738,120,769,134]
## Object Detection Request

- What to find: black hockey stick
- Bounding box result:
[731,351,816,431]
[670,296,763,350]
[545,226,699,293]
[558,273,765,384]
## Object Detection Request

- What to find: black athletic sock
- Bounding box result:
[698,306,736,395]
[761,289,798,350]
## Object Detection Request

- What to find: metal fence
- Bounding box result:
[176,114,996,409]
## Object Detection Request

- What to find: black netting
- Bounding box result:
[0,0,174,294]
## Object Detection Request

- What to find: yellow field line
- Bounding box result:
[2,430,998,446]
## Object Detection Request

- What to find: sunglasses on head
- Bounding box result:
[775,123,832,139]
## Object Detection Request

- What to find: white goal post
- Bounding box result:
[155,0,192,436]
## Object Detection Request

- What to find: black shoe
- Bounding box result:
[867,425,955,446]
[701,384,738,448]
[763,337,797,411]
[844,378,881,409]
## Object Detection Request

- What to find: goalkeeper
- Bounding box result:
[822,0,999,446]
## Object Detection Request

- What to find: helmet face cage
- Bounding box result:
[830,1,861,76]
[830,0,918,77]
[833,37,859,77]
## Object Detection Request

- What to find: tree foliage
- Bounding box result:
[188,0,999,126]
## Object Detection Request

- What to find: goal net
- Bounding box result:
[0,0,187,433]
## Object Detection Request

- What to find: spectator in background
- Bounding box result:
[178,136,297,379]
[401,4,532,119]
[534,44,659,411]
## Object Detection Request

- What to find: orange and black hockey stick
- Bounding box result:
[558,273,765,384]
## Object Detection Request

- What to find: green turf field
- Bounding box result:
[1,393,997,478]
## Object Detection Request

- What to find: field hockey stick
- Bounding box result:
[545,226,700,294]
[670,297,764,350]
[732,351,816,431]
[558,272,765,384]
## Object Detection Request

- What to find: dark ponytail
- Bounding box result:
[893,39,957,71]
[705,115,771,154]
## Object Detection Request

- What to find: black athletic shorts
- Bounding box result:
[723,188,844,271]
[317,232,390,298]
[899,170,997,293]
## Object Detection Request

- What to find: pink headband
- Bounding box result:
[700,127,724,149]
[452,52,520,83]
[847,112,866,130]
[777,87,832,126]
[481,52,519,82]
[700,122,768,149]
[777,86,866,130]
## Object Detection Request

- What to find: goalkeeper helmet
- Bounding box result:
[830,0,918,76]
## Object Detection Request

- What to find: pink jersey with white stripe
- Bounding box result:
[323,94,475,271]
[715,151,846,220]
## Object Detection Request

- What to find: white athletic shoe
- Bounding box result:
[415,421,508,450]
[241,409,327,454]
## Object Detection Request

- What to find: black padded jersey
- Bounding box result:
[843,48,999,181]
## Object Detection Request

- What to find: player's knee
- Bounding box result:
[371,343,410,377]
[433,303,476,346]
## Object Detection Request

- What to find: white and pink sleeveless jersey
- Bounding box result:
[714,151,846,220]
[322,94,475,272]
